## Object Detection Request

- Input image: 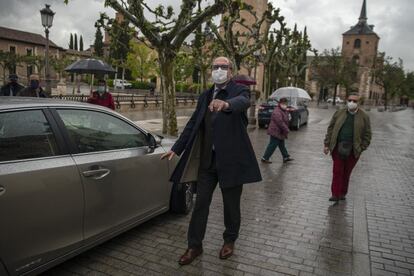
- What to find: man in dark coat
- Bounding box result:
[17,74,47,97]
[0,74,24,96]
[161,57,262,265]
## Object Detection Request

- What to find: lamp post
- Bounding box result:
[40,4,55,96]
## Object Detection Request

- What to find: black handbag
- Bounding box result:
[338,141,352,159]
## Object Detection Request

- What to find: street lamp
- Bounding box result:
[40,4,55,96]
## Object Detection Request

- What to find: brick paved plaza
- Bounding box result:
[44,107,414,276]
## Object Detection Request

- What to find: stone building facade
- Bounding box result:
[0,26,62,85]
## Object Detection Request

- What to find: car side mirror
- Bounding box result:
[147,133,162,152]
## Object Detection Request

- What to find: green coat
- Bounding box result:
[324,108,372,157]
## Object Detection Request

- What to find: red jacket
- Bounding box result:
[87,92,115,110]
[267,105,290,140]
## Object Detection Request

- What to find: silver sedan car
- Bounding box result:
[0,97,194,276]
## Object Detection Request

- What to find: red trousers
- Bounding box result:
[331,147,359,198]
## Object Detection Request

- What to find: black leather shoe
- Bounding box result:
[178,247,203,265]
[329,197,340,202]
[219,243,234,259]
[283,157,294,163]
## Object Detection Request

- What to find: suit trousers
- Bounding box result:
[187,151,243,249]
[331,147,359,198]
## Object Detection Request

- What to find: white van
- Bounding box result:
[114,79,132,89]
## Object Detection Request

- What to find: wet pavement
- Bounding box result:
[44,107,414,276]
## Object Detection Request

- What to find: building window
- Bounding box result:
[346,41,350,45]
[354,39,361,49]
[9,46,16,54]
[26,48,33,56]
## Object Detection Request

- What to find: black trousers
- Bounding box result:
[187,152,243,249]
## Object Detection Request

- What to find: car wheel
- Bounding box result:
[170,182,194,214]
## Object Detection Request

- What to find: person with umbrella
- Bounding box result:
[87,79,115,110]
[261,98,294,164]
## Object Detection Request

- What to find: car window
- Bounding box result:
[57,109,148,153]
[0,110,59,162]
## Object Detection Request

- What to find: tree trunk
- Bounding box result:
[384,88,388,111]
[263,62,273,99]
[2,66,5,85]
[159,52,178,136]
[333,83,338,106]
[121,65,125,90]
[201,68,208,92]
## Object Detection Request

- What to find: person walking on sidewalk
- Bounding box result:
[161,56,262,265]
[261,98,294,164]
[324,92,372,202]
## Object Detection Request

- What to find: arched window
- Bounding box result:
[354,39,361,48]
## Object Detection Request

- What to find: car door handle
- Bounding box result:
[0,186,5,196]
[82,168,111,180]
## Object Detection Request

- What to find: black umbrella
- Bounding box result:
[64,58,116,74]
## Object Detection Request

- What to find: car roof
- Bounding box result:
[0,96,108,111]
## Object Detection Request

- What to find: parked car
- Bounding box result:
[258,98,309,130]
[0,97,194,276]
[326,97,344,104]
[114,79,132,89]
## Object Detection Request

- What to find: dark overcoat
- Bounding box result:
[170,80,262,188]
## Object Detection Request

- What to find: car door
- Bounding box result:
[54,108,169,240]
[0,109,83,276]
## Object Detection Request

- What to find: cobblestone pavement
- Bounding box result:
[43,107,414,276]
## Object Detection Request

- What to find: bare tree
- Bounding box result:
[66,0,225,136]
[374,53,405,110]
[208,2,284,73]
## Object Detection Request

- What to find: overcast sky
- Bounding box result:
[0,0,413,71]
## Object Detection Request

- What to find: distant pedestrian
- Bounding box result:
[0,74,24,96]
[324,92,372,202]
[161,56,262,265]
[261,98,294,164]
[17,74,47,97]
[87,79,115,110]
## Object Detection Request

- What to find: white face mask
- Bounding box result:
[97,86,106,94]
[347,101,358,110]
[211,68,228,84]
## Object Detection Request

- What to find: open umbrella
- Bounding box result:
[65,58,116,93]
[232,74,256,86]
[270,86,311,100]
[64,58,116,74]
